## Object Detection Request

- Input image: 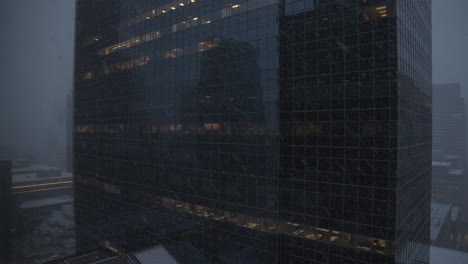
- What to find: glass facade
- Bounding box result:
[74,0,431,263]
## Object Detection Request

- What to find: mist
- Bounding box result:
[0,0,75,168]
[433,0,468,94]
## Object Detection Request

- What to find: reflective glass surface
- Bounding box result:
[74,0,431,263]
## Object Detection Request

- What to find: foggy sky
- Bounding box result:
[0,0,467,167]
[0,0,75,167]
[433,0,468,96]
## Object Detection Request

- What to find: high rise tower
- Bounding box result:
[74,0,431,263]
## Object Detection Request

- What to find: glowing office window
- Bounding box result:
[84,72,93,80]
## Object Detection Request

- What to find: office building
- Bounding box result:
[74,0,432,263]
[0,160,13,262]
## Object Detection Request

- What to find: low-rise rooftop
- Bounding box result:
[432,161,452,167]
[431,246,468,264]
[430,202,451,241]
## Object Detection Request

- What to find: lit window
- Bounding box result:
[84,72,93,80]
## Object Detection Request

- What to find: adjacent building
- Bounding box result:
[433,83,466,169]
[432,83,466,206]
[45,245,190,264]
[431,161,463,204]
[66,93,74,173]
[74,0,432,263]
[0,160,13,262]
[431,83,466,250]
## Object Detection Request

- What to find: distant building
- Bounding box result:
[433,83,466,170]
[458,210,468,251]
[432,161,463,204]
[432,83,467,251]
[432,83,466,205]
[0,160,13,262]
[11,164,72,197]
[430,202,459,249]
[0,145,17,160]
[66,93,73,173]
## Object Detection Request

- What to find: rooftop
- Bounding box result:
[11,203,76,264]
[130,246,179,264]
[62,252,122,264]
[451,206,460,222]
[12,164,60,174]
[432,161,452,167]
[449,169,463,175]
[430,202,451,241]
[20,196,73,209]
[12,168,72,184]
[431,246,468,264]
[51,246,181,264]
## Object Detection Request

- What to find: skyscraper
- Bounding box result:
[74,0,431,263]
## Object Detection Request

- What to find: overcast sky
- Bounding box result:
[0,0,467,167]
[0,0,75,166]
[433,0,468,97]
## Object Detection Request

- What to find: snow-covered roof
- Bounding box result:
[20,196,73,209]
[430,202,451,241]
[12,170,72,184]
[451,206,460,222]
[12,164,59,174]
[432,161,451,167]
[449,169,463,175]
[131,246,179,264]
[431,246,468,264]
